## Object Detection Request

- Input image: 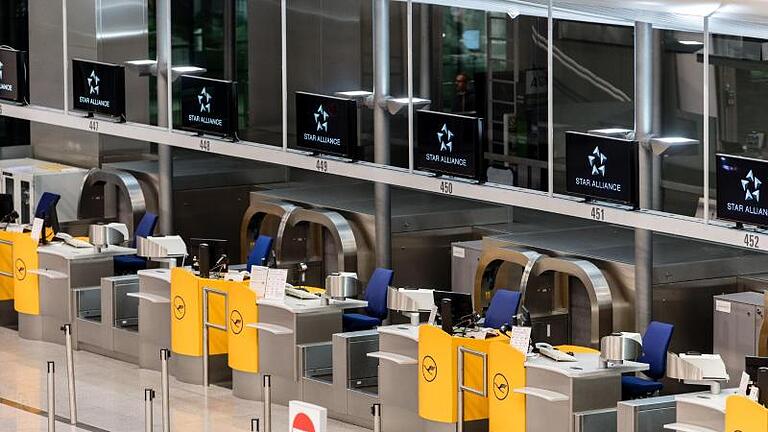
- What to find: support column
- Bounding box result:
[224,0,236,81]
[374,0,391,269]
[634,22,654,333]
[157,0,173,235]
[651,29,663,211]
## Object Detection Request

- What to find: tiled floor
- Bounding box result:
[0,327,369,432]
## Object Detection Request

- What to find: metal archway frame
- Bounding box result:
[239,198,300,264]
[285,208,358,273]
[77,168,147,236]
[473,246,545,311]
[534,257,614,348]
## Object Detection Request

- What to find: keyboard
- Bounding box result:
[57,233,93,249]
[285,286,318,300]
[538,346,578,362]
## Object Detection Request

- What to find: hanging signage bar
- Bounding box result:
[179,75,238,139]
[0,47,28,104]
[295,92,358,159]
[415,110,485,182]
[716,153,768,227]
[565,131,639,207]
[72,59,126,120]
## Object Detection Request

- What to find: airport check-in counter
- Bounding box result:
[169,267,255,386]
[245,296,367,404]
[0,230,28,326]
[19,242,135,346]
[616,395,676,432]
[133,268,172,370]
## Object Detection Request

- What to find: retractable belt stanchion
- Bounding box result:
[372,404,382,432]
[47,361,55,432]
[251,418,260,432]
[145,388,156,432]
[161,349,171,432]
[60,324,77,425]
[263,375,272,432]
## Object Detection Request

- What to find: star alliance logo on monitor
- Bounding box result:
[314,105,329,132]
[88,70,100,95]
[198,87,212,113]
[437,124,454,152]
[588,146,607,177]
[742,170,762,202]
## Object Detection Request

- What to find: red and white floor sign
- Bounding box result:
[288,401,327,432]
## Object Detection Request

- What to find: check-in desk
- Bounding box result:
[0,231,19,326]
[664,389,738,432]
[725,395,768,432]
[21,243,135,345]
[518,354,647,432]
[246,296,367,404]
[418,325,510,432]
[371,324,425,432]
[0,229,38,327]
[133,268,172,371]
[169,267,253,385]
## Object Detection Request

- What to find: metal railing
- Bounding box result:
[202,286,228,387]
[456,346,488,432]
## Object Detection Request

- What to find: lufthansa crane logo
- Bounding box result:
[492,373,510,400]
[588,146,607,177]
[422,356,438,382]
[172,296,186,320]
[14,259,26,281]
[230,310,244,335]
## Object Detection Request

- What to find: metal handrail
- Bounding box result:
[457,346,488,432]
[202,286,228,387]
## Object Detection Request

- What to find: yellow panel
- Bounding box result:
[199,278,241,356]
[725,395,768,432]
[170,268,202,356]
[418,325,509,424]
[419,325,458,423]
[489,343,526,432]
[555,345,599,354]
[12,233,39,315]
[227,283,260,373]
[0,231,15,301]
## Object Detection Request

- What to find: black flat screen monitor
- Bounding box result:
[189,238,228,268]
[72,59,126,119]
[565,131,639,207]
[0,194,13,221]
[0,47,28,104]
[416,110,486,182]
[746,356,768,381]
[716,153,768,227]
[433,291,474,323]
[179,75,238,138]
[295,92,358,158]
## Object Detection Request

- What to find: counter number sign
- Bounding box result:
[422,355,437,382]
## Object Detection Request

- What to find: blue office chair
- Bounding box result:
[114,212,159,275]
[484,289,522,329]
[246,235,273,271]
[35,192,61,219]
[342,268,394,332]
[622,321,675,399]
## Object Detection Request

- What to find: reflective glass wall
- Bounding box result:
[0,0,29,149]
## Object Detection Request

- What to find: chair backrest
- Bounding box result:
[247,235,274,271]
[638,321,675,380]
[364,268,394,320]
[35,192,61,219]
[133,212,159,247]
[484,289,522,329]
